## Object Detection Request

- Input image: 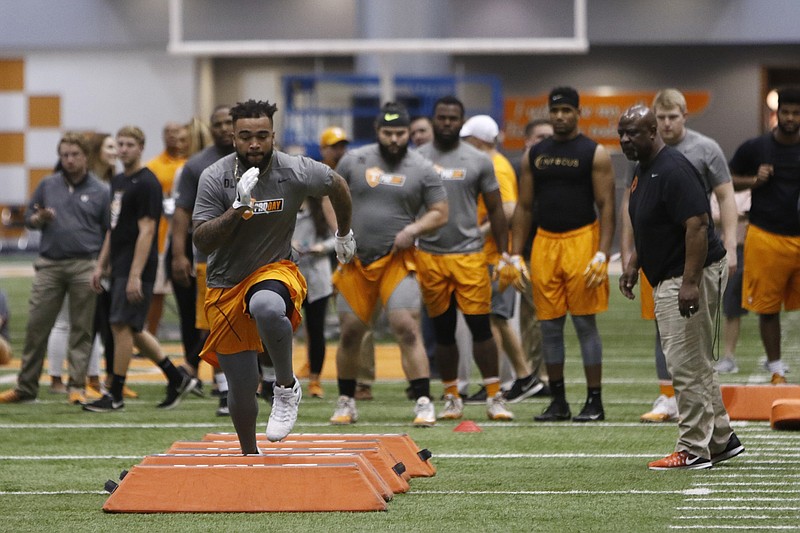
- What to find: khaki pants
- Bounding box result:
[16,257,97,398]
[655,259,732,459]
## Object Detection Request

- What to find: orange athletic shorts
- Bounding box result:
[742,224,800,314]
[332,248,416,325]
[195,262,209,330]
[529,221,609,320]
[416,249,491,318]
[199,260,307,369]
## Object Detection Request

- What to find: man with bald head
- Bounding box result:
[618,105,743,471]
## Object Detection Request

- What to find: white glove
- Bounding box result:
[233,167,260,211]
[334,229,356,264]
[583,251,608,288]
[494,252,529,292]
[162,197,175,217]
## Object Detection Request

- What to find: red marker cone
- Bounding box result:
[453,420,482,432]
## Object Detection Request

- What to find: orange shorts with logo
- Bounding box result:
[332,248,416,325]
[195,262,209,330]
[416,249,491,318]
[743,224,800,314]
[199,260,307,369]
[639,271,655,320]
[530,221,609,320]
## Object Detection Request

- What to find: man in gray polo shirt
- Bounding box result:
[0,132,109,404]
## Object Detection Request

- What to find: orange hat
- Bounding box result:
[320,127,350,147]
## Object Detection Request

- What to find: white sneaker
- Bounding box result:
[438,393,464,420]
[760,356,790,374]
[640,394,678,423]
[413,396,436,427]
[266,379,302,442]
[330,395,358,425]
[715,356,739,374]
[486,392,514,421]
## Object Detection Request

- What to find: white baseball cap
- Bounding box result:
[460,115,499,143]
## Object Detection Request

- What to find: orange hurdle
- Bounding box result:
[771,399,800,430]
[103,463,387,513]
[203,432,436,478]
[721,385,800,420]
[165,442,410,494]
[141,453,393,501]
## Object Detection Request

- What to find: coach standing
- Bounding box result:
[618,105,743,470]
[0,133,109,404]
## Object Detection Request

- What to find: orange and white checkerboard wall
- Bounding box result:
[0,58,62,205]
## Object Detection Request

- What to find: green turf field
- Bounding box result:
[1,272,798,532]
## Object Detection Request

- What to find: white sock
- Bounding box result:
[767,360,786,376]
[214,371,229,393]
[261,365,276,382]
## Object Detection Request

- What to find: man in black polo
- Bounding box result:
[618,105,743,470]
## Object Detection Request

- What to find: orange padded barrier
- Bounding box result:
[203,432,436,478]
[720,385,800,420]
[172,435,411,481]
[165,442,410,494]
[771,399,800,430]
[103,463,387,513]
[141,453,392,501]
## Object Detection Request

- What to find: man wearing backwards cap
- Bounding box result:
[416,95,516,422]
[460,115,545,403]
[330,102,448,426]
[510,86,616,422]
[728,86,800,385]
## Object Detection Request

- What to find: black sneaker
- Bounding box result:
[157,372,199,410]
[534,400,572,421]
[216,393,229,417]
[504,375,545,403]
[464,386,488,404]
[572,397,605,422]
[711,433,744,464]
[83,393,124,412]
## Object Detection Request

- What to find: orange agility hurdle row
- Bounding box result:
[103,462,387,513]
[202,432,436,477]
[162,445,410,495]
[102,432,434,512]
[141,453,394,502]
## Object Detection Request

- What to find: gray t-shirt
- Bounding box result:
[416,141,498,254]
[193,151,335,288]
[672,128,732,194]
[175,144,231,263]
[336,144,446,264]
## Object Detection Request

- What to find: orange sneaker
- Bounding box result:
[308,380,324,398]
[648,451,711,471]
[771,373,788,385]
[296,361,310,379]
[85,384,104,400]
[68,388,87,405]
[0,389,34,404]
